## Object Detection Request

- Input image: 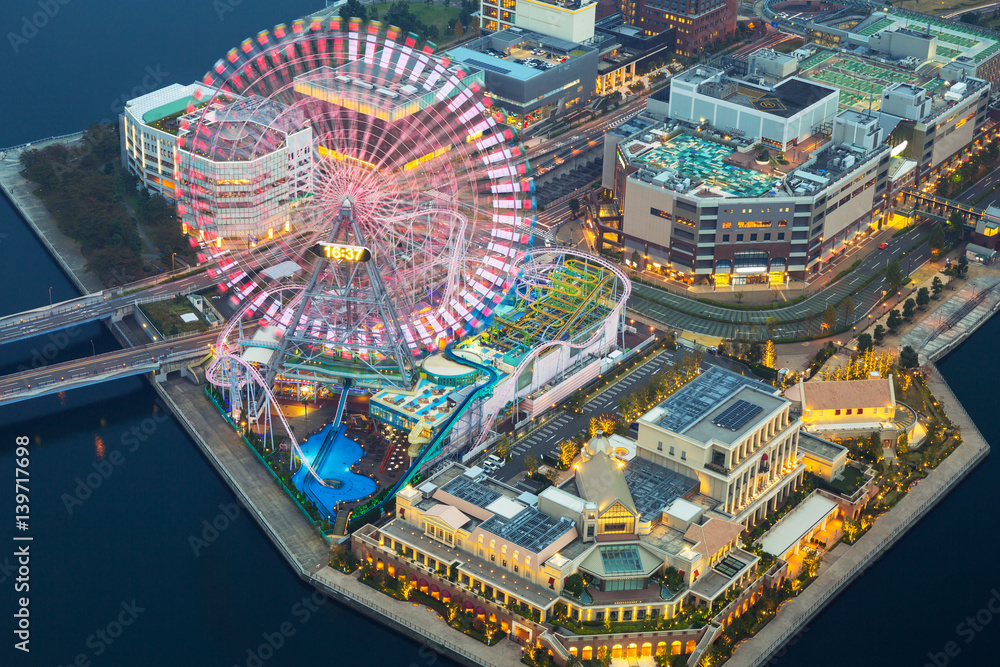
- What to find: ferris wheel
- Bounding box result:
[186,17,535,395]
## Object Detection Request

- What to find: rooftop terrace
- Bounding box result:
[853,10,1000,65]
[627,133,778,198]
[798,49,945,111]
[642,366,778,436]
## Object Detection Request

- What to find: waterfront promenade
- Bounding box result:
[727,364,991,667]
[157,378,523,667]
[0,134,105,294]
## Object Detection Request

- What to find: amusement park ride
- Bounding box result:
[182,18,631,514]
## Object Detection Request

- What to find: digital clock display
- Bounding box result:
[310,243,373,262]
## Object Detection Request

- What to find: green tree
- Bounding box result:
[565,573,586,597]
[558,440,579,468]
[856,332,873,354]
[957,254,969,278]
[802,548,821,578]
[897,431,909,455]
[947,210,965,240]
[734,291,744,304]
[887,309,903,333]
[524,453,539,477]
[899,345,919,368]
[843,517,860,542]
[841,297,855,325]
[568,197,580,218]
[931,276,944,299]
[746,341,763,364]
[765,316,778,339]
[928,224,946,255]
[495,436,512,461]
[902,298,916,321]
[631,250,641,271]
[873,324,886,345]
[763,339,776,368]
[339,0,368,22]
[886,259,905,292]
[822,303,838,332]
[916,287,930,310]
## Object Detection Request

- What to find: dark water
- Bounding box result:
[0,1,996,665]
[773,316,1000,667]
[0,1,456,665]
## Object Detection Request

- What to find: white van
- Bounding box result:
[487,454,503,465]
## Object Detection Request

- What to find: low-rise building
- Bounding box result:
[785,376,917,449]
[353,421,783,649]
[481,0,598,43]
[446,29,598,130]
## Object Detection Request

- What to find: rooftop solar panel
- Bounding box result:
[465,58,512,75]
[655,366,775,434]
[713,399,763,431]
[440,474,502,508]
[480,506,573,553]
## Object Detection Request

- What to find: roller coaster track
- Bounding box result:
[203,247,629,510]
[471,247,631,449]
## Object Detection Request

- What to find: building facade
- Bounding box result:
[446,29,598,129]
[481,0,598,43]
[608,108,892,284]
[635,0,738,57]
[119,83,215,198]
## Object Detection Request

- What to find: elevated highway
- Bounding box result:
[0,332,215,406]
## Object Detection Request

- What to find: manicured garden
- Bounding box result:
[359,562,507,646]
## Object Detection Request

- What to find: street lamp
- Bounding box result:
[90,340,97,375]
[171,252,177,273]
[49,286,52,307]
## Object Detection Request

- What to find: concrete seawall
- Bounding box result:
[0,135,104,295]
[154,379,522,667]
[727,363,991,667]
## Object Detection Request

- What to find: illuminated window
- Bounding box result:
[598,502,636,535]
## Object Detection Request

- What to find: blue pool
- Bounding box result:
[291,423,377,520]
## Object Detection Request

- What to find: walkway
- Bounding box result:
[158,378,329,570]
[726,366,990,667]
[900,275,1000,363]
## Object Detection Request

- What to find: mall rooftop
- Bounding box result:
[448,29,596,82]
[641,366,782,438]
[673,67,838,119]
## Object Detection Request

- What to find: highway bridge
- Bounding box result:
[0,332,215,406]
[0,271,217,345]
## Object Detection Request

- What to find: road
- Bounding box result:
[625,222,933,340]
[0,331,215,402]
[488,347,750,484]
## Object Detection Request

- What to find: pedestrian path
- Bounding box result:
[727,364,990,667]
